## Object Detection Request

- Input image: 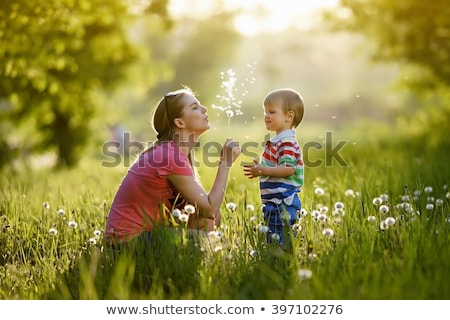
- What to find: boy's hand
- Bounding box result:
[243,158,263,179]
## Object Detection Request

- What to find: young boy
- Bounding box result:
[244,88,304,245]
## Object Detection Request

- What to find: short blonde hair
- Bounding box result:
[264,88,304,128]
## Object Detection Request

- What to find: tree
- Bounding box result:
[0,0,170,169]
[324,0,450,87]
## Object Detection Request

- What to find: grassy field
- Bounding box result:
[0,127,449,300]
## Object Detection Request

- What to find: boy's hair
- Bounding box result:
[264,88,304,128]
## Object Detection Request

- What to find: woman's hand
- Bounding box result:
[220,138,241,167]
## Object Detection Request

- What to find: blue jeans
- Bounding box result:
[263,196,301,245]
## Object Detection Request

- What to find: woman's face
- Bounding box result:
[177,94,210,135]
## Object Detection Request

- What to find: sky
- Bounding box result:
[168,0,340,36]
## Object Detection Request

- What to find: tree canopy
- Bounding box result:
[0,0,169,169]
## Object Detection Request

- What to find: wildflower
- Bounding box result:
[271,233,280,242]
[43,202,50,210]
[49,228,58,236]
[380,221,388,230]
[93,230,102,237]
[322,228,334,237]
[314,187,325,196]
[424,186,433,193]
[311,210,320,219]
[172,208,181,218]
[385,217,396,226]
[57,209,65,216]
[334,202,345,210]
[372,197,383,206]
[297,269,313,281]
[344,189,355,197]
[68,221,78,229]
[184,204,196,215]
[88,238,97,245]
[317,213,328,222]
[426,204,434,211]
[258,225,269,234]
[367,216,377,223]
[379,205,389,214]
[226,202,237,211]
[319,206,329,214]
[246,204,255,211]
[179,214,189,223]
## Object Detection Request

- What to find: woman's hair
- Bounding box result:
[152,87,195,142]
[264,88,304,128]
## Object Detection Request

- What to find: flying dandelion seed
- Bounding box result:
[184,204,196,215]
[212,62,257,137]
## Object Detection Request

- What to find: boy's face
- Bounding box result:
[263,102,294,135]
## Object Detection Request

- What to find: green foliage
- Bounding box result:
[0,0,169,168]
[325,0,450,86]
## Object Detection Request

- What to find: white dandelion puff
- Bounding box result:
[297,269,313,281]
[385,217,396,226]
[446,192,450,199]
[367,216,377,223]
[322,228,334,237]
[93,230,102,237]
[426,203,434,210]
[380,221,388,230]
[246,204,255,211]
[43,202,50,210]
[271,233,280,241]
[184,204,196,215]
[380,194,389,202]
[226,202,237,211]
[57,209,65,216]
[258,225,269,234]
[334,202,345,210]
[179,214,189,223]
[344,189,355,197]
[372,197,383,206]
[68,221,78,229]
[314,187,325,196]
[424,186,433,193]
[435,199,443,207]
[88,238,97,245]
[379,205,389,214]
[49,228,58,236]
[172,208,181,218]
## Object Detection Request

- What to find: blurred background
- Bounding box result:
[0,0,448,172]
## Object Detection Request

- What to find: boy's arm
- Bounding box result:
[243,159,294,179]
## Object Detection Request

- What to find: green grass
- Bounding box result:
[0,132,449,300]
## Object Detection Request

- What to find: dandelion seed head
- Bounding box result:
[379,205,389,214]
[271,233,280,241]
[426,203,434,210]
[49,228,57,236]
[424,186,433,193]
[435,199,443,206]
[172,208,181,218]
[93,230,102,237]
[380,194,389,202]
[43,202,50,210]
[385,217,396,226]
[88,238,97,245]
[322,228,334,237]
[372,197,383,206]
[258,225,269,234]
[345,189,355,197]
[226,202,237,211]
[380,221,388,230]
[314,187,325,196]
[179,214,189,223]
[246,204,255,211]
[68,221,78,229]
[367,215,377,223]
[446,192,450,199]
[250,249,259,257]
[334,202,344,210]
[184,204,196,215]
[300,208,308,216]
[57,209,65,216]
[401,195,410,202]
[298,269,313,281]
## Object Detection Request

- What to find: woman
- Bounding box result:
[105,87,241,244]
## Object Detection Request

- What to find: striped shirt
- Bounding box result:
[259,129,304,206]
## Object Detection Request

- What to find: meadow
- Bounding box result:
[1,124,449,300]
